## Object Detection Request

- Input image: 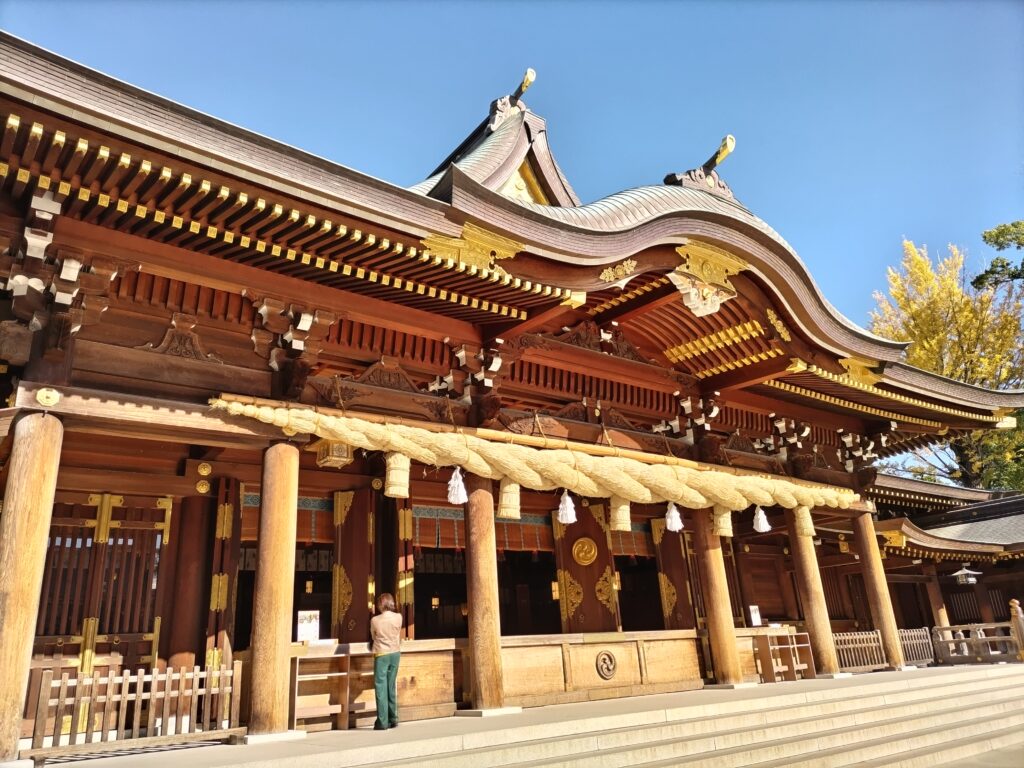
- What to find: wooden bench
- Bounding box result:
[754,632,816,682]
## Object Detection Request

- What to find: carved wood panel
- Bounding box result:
[332,488,373,643]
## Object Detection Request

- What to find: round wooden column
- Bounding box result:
[0,413,64,762]
[784,507,840,675]
[464,474,505,710]
[692,508,743,685]
[851,511,905,669]
[248,442,300,735]
[922,563,950,629]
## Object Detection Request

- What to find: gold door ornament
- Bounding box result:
[595,566,617,616]
[557,569,583,623]
[658,572,678,621]
[572,537,598,566]
[333,563,353,624]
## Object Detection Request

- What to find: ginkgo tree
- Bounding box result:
[870,240,1024,489]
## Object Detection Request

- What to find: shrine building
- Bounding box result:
[0,34,1022,759]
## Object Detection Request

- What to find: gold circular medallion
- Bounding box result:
[197,462,213,477]
[572,537,598,566]
[195,480,211,494]
[371,478,384,491]
[36,388,60,407]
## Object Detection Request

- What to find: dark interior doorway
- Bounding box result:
[615,555,664,631]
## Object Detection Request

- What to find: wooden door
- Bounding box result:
[552,501,620,633]
[651,519,696,629]
[332,489,374,642]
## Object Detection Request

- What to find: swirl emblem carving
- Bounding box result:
[572,537,598,566]
[596,650,617,680]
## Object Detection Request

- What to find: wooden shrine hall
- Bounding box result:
[1,34,1023,760]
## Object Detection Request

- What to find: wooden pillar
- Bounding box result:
[922,563,950,635]
[0,413,64,762]
[972,580,995,624]
[167,496,213,668]
[249,442,299,735]
[692,508,743,685]
[464,474,504,710]
[784,508,840,675]
[852,512,906,668]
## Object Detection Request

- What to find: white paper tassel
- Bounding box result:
[665,501,684,532]
[447,466,468,505]
[557,490,576,525]
[753,505,772,533]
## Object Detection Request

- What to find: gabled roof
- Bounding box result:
[411,85,580,207]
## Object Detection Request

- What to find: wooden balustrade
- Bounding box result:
[932,622,1020,665]
[897,628,935,667]
[21,663,244,763]
[833,630,888,672]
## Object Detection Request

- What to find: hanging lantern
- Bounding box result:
[665,501,684,533]
[609,496,631,532]
[497,477,521,520]
[753,506,772,534]
[447,466,468,505]
[952,564,982,585]
[384,452,411,499]
[557,490,577,525]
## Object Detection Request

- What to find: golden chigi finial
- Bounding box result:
[514,68,536,101]
[703,135,735,174]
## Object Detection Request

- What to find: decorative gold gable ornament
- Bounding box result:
[670,241,748,317]
[422,222,523,272]
[838,357,884,387]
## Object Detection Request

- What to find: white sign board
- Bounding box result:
[297,610,321,642]
[748,605,762,627]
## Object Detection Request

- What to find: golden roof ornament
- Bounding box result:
[664,134,736,200]
[488,67,537,133]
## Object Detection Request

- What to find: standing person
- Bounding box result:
[370,592,402,730]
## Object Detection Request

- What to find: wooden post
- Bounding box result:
[167,496,213,669]
[0,413,64,762]
[971,580,996,624]
[248,442,299,735]
[692,508,743,685]
[852,512,906,668]
[464,474,505,710]
[922,563,950,628]
[784,507,840,675]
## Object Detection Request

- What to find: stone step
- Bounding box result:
[739,707,1024,768]
[532,691,1024,768]
[838,721,1024,768]
[369,673,1024,768]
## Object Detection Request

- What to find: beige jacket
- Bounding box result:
[370,610,402,655]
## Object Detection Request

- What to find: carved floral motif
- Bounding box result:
[595,566,617,616]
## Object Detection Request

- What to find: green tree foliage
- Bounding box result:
[871,241,1024,489]
[971,220,1024,289]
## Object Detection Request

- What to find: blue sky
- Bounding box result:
[2,0,1021,328]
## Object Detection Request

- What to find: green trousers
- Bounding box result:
[373,652,400,728]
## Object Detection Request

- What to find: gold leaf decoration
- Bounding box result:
[658,572,678,620]
[595,566,616,616]
[334,490,354,527]
[558,569,584,622]
[765,308,792,342]
[333,563,353,625]
[599,258,637,283]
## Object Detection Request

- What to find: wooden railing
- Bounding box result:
[897,627,935,667]
[21,663,244,764]
[932,622,1020,665]
[833,630,888,672]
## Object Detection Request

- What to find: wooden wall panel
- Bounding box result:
[643,639,702,685]
[651,519,696,630]
[501,645,565,698]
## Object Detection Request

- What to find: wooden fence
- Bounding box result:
[897,627,934,666]
[932,622,1020,665]
[21,663,244,764]
[833,630,888,672]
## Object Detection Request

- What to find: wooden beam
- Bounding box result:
[725,389,866,434]
[699,355,796,393]
[598,282,678,325]
[56,467,198,497]
[54,216,479,345]
[14,382,291,449]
